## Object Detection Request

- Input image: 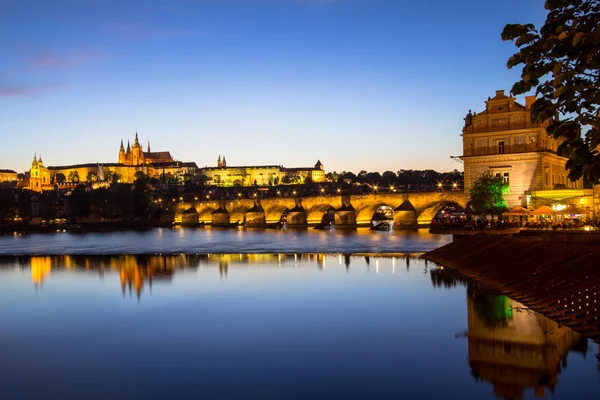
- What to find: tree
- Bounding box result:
[86,171,98,183]
[502,0,600,182]
[69,184,91,222]
[102,167,113,183]
[134,171,147,181]
[55,173,66,184]
[468,173,508,219]
[67,170,80,183]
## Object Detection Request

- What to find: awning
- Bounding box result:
[530,206,556,216]
[557,204,584,215]
[502,206,530,216]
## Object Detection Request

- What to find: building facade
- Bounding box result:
[200,157,325,187]
[26,133,197,191]
[461,90,584,209]
[0,169,18,182]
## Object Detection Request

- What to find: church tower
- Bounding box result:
[29,153,50,192]
[131,131,145,166]
[222,156,226,167]
[118,139,126,164]
[217,155,222,168]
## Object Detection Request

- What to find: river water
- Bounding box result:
[0,229,598,399]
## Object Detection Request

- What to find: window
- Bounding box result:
[498,141,505,154]
[503,172,509,185]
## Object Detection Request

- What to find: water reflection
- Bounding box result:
[467,284,587,399]
[430,268,597,399]
[0,253,425,299]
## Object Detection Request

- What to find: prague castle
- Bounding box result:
[118,132,174,166]
[27,132,198,191]
[461,90,585,209]
[24,132,325,191]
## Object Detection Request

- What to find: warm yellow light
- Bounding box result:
[374,186,378,191]
[438,182,442,188]
[238,193,242,197]
[337,188,341,193]
[253,193,257,197]
[292,190,297,195]
[179,196,183,201]
[453,182,457,188]
[194,196,198,201]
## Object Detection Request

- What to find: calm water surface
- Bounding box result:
[0,228,451,255]
[0,252,598,400]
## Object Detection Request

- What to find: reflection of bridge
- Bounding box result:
[171,192,466,228]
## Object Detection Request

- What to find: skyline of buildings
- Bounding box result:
[1,0,545,174]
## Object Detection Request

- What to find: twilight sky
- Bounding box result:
[0,0,546,174]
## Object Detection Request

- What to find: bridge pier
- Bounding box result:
[244,202,266,228]
[212,201,230,227]
[335,196,357,229]
[287,200,308,228]
[394,200,418,229]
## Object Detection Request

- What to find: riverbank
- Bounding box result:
[422,233,600,341]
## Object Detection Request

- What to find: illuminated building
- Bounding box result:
[28,154,52,192]
[201,156,325,186]
[26,132,197,189]
[461,90,584,209]
[0,169,18,182]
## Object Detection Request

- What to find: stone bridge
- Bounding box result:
[169,191,466,229]
[170,192,466,229]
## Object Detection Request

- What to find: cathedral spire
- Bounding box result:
[120,139,124,149]
[127,140,131,153]
[217,155,221,167]
[134,131,139,146]
[147,140,151,153]
[33,152,37,162]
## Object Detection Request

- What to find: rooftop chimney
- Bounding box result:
[495,90,505,96]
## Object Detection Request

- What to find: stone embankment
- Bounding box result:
[423,232,600,341]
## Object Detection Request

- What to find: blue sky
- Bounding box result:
[0,0,545,174]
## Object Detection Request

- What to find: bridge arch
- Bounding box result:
[264,205,289,224]
[355,202,397,226]
[306,203,337,225]
[417,200,465,226]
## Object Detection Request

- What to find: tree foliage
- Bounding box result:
[502,0,600,182]
[468,173,508,218]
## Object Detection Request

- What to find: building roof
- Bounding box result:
[152,161,198,169]
[48,163,119,170]
[144,151,173,163]
[201,165,284,171]
[0,169,17,174]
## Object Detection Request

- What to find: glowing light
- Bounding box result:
[292,190,297,195]
[438,182,442,188]
[337,188,341,193]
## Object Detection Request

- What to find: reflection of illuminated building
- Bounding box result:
[467,287,584,399]
[118,256,175,299]
[30,256,52,287]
